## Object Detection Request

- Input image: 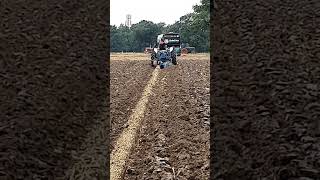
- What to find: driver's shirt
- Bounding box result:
[159,41,165,50]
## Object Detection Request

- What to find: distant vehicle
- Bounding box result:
[144,47,153,54]
[183,47,196,54]
[181,48,188,54]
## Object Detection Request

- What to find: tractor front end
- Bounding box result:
[150,32,180,69]
[151,47,177,69]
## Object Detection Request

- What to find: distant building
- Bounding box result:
[125,14,132,28]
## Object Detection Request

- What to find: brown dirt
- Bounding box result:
[1,1,108,179]
[110,55,154,150]
[110,54,210,179]
[212,0,320,179]
[111,53,151,61]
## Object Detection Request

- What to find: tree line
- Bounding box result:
[111,0,209,53]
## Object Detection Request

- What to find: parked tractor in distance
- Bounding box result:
[144,47,153,54]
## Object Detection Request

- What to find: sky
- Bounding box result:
[110,0,201,26]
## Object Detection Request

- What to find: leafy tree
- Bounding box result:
[110,25,123,52]
[110,0,210,52]
[131,20,163,51]
[191,0,210,52]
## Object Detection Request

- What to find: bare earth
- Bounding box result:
[111,53,210,179]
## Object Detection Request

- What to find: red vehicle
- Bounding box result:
[144,48,153,54]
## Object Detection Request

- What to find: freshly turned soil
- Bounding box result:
[110,54,210,180]
[1,1,108,179]
[212,0,320,179]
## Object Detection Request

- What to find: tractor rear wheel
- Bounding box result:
[152,60,158,68]
[171,50,177,65]
[151,52,156,60]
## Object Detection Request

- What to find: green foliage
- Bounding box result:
[131,20,163,51]
[111,0,209,52]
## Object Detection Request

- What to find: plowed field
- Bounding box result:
[111,53,210,180]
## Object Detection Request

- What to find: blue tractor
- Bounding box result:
[150,33,180,69]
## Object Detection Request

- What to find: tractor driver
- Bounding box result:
[159,38,166,50]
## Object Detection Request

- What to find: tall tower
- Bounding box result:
[125,14,132,28]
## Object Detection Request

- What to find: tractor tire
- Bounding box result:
[151,60,157,68]
[171,50,177,65]
[160,63,165,69]
[151,52,156,60]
